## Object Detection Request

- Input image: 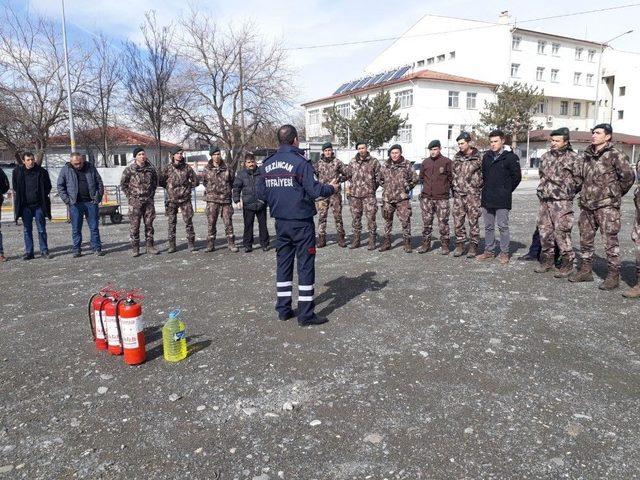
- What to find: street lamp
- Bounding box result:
[61,0,76,153]
[594,29,633,124]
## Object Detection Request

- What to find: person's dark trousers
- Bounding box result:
[22,206,49,256]
[70,202,102,253]
[526,227,561,261]
[275,218,316,323]
[243,207,269,249]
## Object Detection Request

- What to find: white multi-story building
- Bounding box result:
[302,70,496,160]
[303,11,640,158]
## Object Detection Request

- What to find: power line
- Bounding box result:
[285,3,640,51]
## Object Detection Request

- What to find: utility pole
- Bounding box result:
[238,46,246,157]
[61,0,76,153]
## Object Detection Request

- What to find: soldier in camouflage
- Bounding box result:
[418,140,453,254]
[202,145,238,253]
[344,142,381,250]
[159,146,199,253]
[451,132,483,258]
[314,142,347,248]
[120,147,158,257]
[533,127,581,278]
[623,161,640,298]
[569,124,635,290]
[377,144,418,253]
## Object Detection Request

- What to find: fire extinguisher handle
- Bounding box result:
[88,294,99,342]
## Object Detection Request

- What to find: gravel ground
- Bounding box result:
[1,180,639,479]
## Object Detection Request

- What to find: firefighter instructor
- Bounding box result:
[257,125,339,327]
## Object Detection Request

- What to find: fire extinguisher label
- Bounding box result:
[121,316,142,349]
[94,311,105,339]
[105,315,120,346]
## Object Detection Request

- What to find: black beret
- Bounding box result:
[321,142,333,150]
[355,141,367,148]
[428,140,441,149]
[132,146,145,157]
[388,144,402,155]
[456,132,471,142]
[209,145,221,155]
[170,146,183,156]
[592,123,612,135]
[550,127,570,137]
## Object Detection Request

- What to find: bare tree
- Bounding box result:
[123,11,177,167]
[0,5,89,163]
[76,34,123,166]
[172,11,294,170]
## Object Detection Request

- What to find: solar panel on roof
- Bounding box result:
[363,73,385,87]
[389,65,411,81]
[377,70,396,84]
[353,76,374,90]
[343,80,361,93]
[333,82,349,95]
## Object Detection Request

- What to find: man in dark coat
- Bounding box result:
[233,152,270,252]
[0,167,9,262]
[12,152,52,260]
[476,130,522,264]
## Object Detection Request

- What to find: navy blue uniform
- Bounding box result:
[257,145,335,323]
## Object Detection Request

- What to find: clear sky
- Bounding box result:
[15,0,640,111]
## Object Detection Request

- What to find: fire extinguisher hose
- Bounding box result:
[88,294,98,341]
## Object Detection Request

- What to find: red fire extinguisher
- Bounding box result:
[116,290,146,365]
[104,292,123,356]
[88,285,113,351]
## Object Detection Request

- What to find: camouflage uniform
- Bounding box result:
[202,160,237,251]
[120,160,158,250]
[314,154,346,243]
[419,154,453,252]
[632,162,640,278]
[452,147,483,250]
[536,146,581,266]
[377,156,418,250]
[574,142,634,280]
[159,161,199,249]
[344,153,381,248]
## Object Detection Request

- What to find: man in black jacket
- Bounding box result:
[233,152,270,252]
[476,130,522,264]
[0,167,10,262]
[12,152,52,260]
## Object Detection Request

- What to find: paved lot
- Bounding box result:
[1,181,639,479]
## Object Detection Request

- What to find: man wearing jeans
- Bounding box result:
[12,152,52,260]
[476,130,522,265]
[0,167,9,262]
[57,152,105,257]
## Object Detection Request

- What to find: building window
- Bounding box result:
[427,57,434,65]
[397,125,412,143]
[437,54,445,62]
[573,72,581,85]
[573,102,581,117]
[511,63,520,78]
[537,40,546,54]
[336,103,351,118]
[448,91,459,108]
[394,89,413,108]
[447,125,454,140]
[449,51,456,59]
[551,69,559,82]
[537,100,546,114]
[575,47,583,60]
[618,110,624,120]
[512,35,521,50]
[112,154,127,166]
[536,67,545,81]
[560,101,569,116]
[619,86,626,96]
[586,74,594,86]
[552,43,560,55]
[466,92,477,110]
[588,49,596,62]
[308,109,320,125]
[417,60,424,67]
